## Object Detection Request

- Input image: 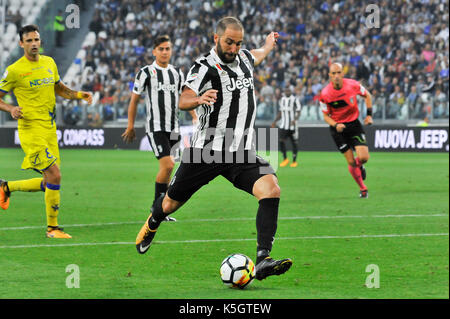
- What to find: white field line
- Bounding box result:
[0,233,448,249]
[0,213,448,231]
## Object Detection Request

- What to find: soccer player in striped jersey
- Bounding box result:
[319,62,373,198]
[136,17,292,281]
[0,25,92,238]
[271,87,302,167]
[122,35,197,222]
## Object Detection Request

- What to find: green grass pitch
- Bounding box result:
[0,148,448,299]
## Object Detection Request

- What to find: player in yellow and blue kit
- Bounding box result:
[0,25,92,238]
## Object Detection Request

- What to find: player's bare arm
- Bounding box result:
[324,112,345,133]
[189,110,198,124]
[121,92,140,143]
[54,81,93,104]
[251,32,279,66]
[291,111,301,126]
[271,111,281,128]
[179,87,218,110]
[363,91,373,125]
[0,91,22,119]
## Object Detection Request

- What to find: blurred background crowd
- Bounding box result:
[1,0,448,127]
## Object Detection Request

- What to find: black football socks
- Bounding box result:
[148,194,166,230]
[279,140,287,160]
[292,138,298,162]
[256,198,280,264]
[154,182,168,202]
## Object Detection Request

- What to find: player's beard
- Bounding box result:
[332,78,343,89]
[216,40,236,64]
[24,47,40,61]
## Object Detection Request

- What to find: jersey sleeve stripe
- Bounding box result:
[241,49,255,66]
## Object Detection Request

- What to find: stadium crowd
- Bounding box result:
[55,0,449,125]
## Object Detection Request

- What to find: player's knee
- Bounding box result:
[253,175,281,199]
[161,201,172,214]
[160,158,175,173]
[271,183,281,198]
[262,182,281,199]
[347,158,357,167]
[360,154,369,164]
[50,175,61,185]
[166,161,175,172]
[162,196,180,214]
[160,164,174,176]
[45,167,61,184]
[53,170,62,184]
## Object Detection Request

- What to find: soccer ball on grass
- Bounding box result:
[220,253,255,289]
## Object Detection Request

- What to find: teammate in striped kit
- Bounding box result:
[136,17,292,281]
[122,35,197,221]
[271,87,302,167]
[319,62,373,198]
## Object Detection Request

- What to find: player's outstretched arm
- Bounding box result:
[54,81,92,104]
[121,92,140,143]
[251,32,279,66]
[0,91,22,119]
[179,87,218,111]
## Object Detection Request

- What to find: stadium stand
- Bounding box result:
[1,0,49,68]
[2,0,449,127]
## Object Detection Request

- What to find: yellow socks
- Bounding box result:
[6,178,62,227]
[45,183,60,227]
[7,178,44,192]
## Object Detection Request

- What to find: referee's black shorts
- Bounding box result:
[167,148,276,202]
[147,131,181,160]
[329,119,368,153]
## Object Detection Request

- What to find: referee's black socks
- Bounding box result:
[256,198,280,264]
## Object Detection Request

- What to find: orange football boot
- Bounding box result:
[46,226,72,239]
[0,180,10,210]
[279,159,289,167]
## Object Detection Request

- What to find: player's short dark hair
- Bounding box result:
[19,24,39,42]
[216,17,244,36]
[153,35,171,48]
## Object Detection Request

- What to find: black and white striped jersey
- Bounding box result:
[184,48,257,152]
[277,94,302,131]
[133,61,184,133]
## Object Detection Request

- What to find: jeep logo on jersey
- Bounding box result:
[226,77,254,92]
[157,82,176,92]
